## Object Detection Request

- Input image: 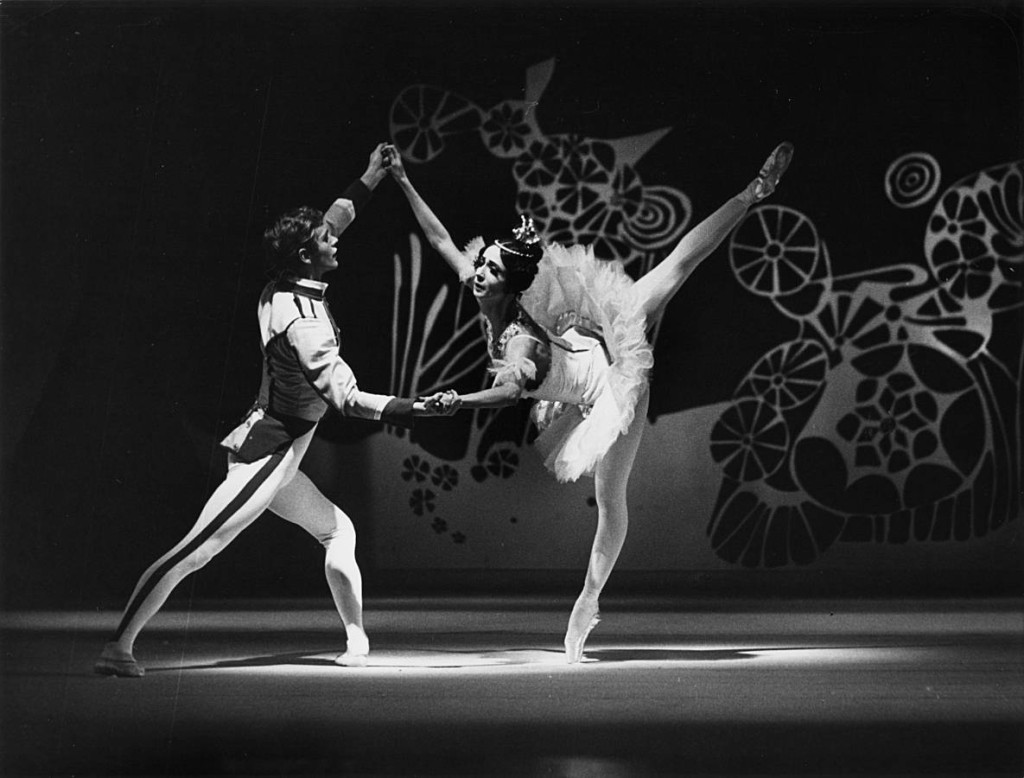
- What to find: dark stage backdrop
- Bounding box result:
[1,1,1021,608]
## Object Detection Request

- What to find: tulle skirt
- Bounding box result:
[520,243,654,482]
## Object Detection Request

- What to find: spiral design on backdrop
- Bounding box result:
[624,185,693,252]
[885,152,942,209]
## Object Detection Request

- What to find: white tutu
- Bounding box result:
[519,243,654,481]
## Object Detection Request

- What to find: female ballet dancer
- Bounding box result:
[392,141,794,662]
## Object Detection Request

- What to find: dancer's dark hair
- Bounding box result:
[487,215,543,295]
[264,206,324,274]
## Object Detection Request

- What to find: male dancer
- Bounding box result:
[95,143,435,676]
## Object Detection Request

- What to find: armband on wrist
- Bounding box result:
[341,179,372,213]
[380,397,416,429]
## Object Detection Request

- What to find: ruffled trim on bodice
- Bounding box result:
[485,315,541,388]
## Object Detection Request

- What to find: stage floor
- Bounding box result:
[2,596,1022,776]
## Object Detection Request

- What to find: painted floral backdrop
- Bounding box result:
[368,61,1022,569]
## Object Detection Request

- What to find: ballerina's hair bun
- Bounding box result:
[494,215,543,294]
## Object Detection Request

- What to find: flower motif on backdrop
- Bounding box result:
[707,159,1022,567]
[386,60,1021,563]
[389,59,692,277]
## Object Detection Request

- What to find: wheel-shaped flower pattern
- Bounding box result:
[836,371,940,474]
[409,488,436,516]
[564,165,647,262]
[730,206,820,298]
[389,86,480,163]
[401,455,431,482]
[793,344,985,517]
[927,189,996,300]
[925,163,1024,307]
[480,101,534,158]
[431,464,460,491]
[735,340,828,411]
[512,140,561,189]
[552,138,615,218]
[471,446,520,482]
[710,399,789,482]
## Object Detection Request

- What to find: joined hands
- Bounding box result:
[381,144,408,182]
[420,389,462,416]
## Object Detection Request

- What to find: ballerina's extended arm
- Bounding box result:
[424,333,549,412]
[386,147,475,281]
[421,383,519,413]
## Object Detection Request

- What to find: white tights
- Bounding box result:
[577,185,757,606]
[110,428,365,654]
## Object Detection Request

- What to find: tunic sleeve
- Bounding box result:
[286,318,415,427]
[323,179,372,237]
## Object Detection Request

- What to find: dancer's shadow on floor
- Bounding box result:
[585,648,758,663]
[151,647,564,672]
[584,645,876,663]
[149,650,342,673]
[149,646,770,672]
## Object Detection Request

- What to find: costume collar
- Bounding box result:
[279,277,328,301]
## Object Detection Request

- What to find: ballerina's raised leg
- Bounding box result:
[633,141,794,324]
[562,141,794,664]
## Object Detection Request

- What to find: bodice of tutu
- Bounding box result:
[466,237,654,482]
[523,326,610,407]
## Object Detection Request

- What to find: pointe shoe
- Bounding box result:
[334,631,369,668]
[334,651,368,668]
[750,141,795,201]
[94,642,145,678]
[564,597,601,664]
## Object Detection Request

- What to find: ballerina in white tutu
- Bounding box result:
[388,141,793,663]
